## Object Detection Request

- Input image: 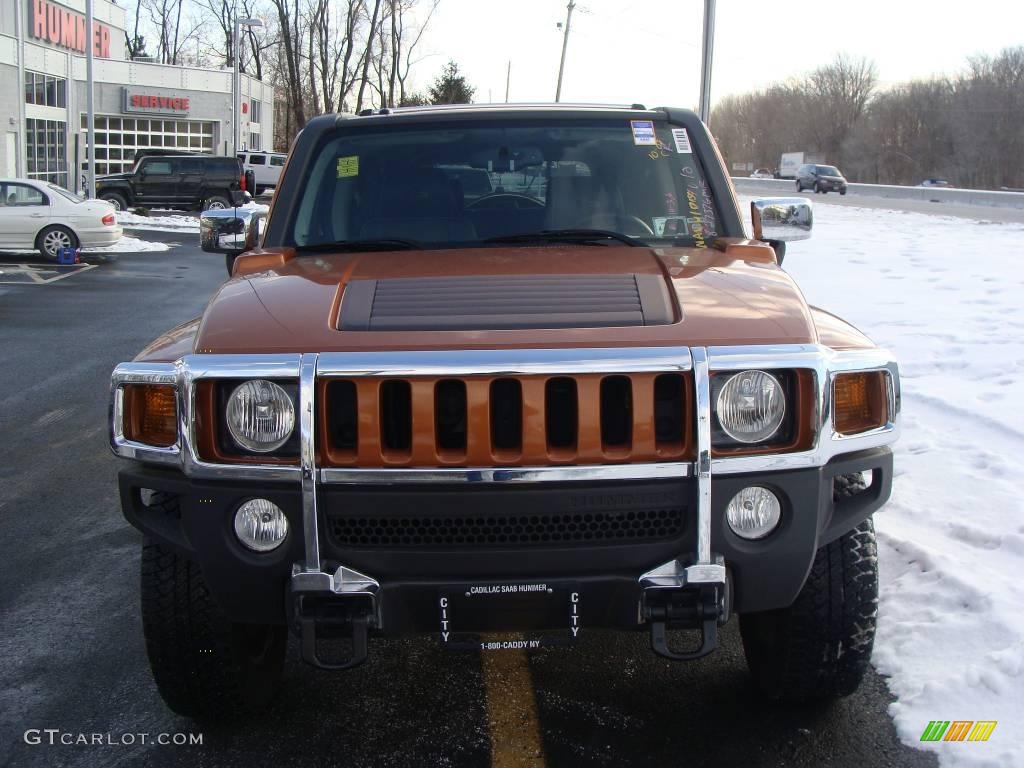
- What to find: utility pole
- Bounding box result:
[698,0,716,124]
[232,14,263,154]
[86,0,96,196]
[505,61,511,103]
[555,0,575,102]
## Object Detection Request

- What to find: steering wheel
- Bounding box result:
[466,193,545,211]
[588,214,655,237]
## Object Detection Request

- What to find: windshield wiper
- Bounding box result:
[483,229,643,247]
[294,238,423,252]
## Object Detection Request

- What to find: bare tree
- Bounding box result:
[802,54,877,162]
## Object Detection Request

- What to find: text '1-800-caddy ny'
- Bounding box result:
[109,104,899,720]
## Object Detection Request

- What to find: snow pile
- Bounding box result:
[86,236,170,253]
[116,204,268,232]
[740,196,1024,767]
[116,211,198,231]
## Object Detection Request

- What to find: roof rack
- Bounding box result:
[349,102,657,117]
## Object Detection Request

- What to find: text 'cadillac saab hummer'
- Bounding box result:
[109,104,900,720]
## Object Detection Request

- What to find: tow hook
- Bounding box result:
[291,593,374,670]
[644,583,728,661]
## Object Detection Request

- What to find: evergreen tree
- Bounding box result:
[428,60,476,105]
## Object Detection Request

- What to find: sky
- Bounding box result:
[411,0,1024,109]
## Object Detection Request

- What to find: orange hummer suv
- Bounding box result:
[110,104,899,720]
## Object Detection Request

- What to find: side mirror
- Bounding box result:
[751,197,813,265]
[200,208,264,255]
[751,197,813,242]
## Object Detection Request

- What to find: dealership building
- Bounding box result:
[0,0,275,192]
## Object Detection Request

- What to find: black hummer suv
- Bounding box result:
[96,154,250,212]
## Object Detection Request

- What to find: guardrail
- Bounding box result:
[731,177,1024,210]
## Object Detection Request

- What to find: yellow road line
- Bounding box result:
[481,640,546,768]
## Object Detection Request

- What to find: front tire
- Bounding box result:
[140,529,286,720]
[739,517,878,703]
[36,225,78,260]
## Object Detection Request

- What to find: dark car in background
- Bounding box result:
[96,154,251,212]
[795,163,848,195]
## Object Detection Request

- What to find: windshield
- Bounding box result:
[817,165,842,176]
[289,118,721,250]
[47,184,83,203]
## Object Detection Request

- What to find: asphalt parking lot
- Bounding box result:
[0,230,937,768]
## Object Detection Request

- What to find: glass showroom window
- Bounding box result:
[26,118,68,188]
[24,72,68,108]
[80,115,215,175]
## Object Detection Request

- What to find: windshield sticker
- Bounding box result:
[652,216,697,237]
[336,155,359,178]
[630,120,657,146]
[672,128,692,154]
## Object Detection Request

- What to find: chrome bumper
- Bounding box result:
[110,344,900,663]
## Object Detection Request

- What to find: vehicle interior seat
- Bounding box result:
[359,167,477,242]
[544,175,613,230]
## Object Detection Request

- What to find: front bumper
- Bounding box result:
[112,343,900,667]
[119,446,891,628]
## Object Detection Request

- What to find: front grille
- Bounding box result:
[326,508,684,548]
[319,372,693,467]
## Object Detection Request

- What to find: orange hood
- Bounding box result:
[183,242,816,355]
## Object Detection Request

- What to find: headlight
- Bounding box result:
[715,370,786,443]
[225,380,296,452]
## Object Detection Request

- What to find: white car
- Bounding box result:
[750,168,774,179]
[0,178,122,259]
[237,152,287,194]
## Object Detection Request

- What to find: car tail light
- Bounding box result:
[101,212,115,226]
[833,372,888,435]
[123,384,178,446]
[240,172,247,192]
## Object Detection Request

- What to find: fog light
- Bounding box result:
[234,498,288,552]
[726,486,781,540]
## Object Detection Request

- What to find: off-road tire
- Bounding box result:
[100,191,128,211]
[739,516,878,703]
[140,510,286,720]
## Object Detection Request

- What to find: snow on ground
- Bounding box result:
[115,211,198,232]
[86,235,170,253]
[740,195,1024,767]
[0,235,169,258]
[116,203,270,232]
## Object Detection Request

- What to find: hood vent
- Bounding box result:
[338,274,674,331]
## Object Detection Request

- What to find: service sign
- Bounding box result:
[123,88,191,115]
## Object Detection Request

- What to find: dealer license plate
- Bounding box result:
[437,581,581,651]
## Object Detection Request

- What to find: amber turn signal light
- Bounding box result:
[833,372,888,435]
[123,384,178,447]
